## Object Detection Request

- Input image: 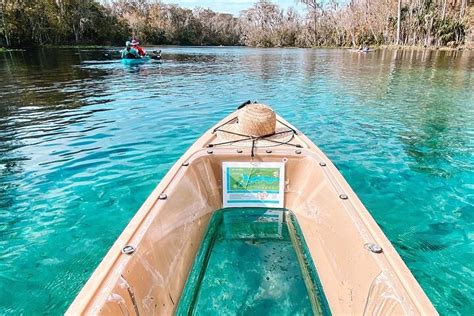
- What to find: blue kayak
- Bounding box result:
[121,56,150,65]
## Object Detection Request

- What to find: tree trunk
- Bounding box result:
[0,1,10,47]
[459,0,466,20]
[313,12,317,46]
[441,0,447,20]
[72,24,79,43]
[396,0,402,45]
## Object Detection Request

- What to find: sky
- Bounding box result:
[160,0,303,16]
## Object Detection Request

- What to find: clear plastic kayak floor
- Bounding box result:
[177,208,330,315]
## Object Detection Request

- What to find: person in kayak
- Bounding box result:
[121,41,140,59]
[131,39,146,57]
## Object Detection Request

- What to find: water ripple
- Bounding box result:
[0,47,472,315]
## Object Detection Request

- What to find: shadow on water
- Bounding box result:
[372,50,474,179]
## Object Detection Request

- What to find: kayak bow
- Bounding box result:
[67,103,437,315]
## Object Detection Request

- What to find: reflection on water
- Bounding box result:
[0,47,472,315]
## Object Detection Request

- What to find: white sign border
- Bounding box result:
[222,161,285,208]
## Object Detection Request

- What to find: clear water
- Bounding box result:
[0,47,472,315]
[177,208,328,316]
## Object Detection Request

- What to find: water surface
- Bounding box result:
[0,47,472,314]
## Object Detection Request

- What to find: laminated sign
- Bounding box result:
[222,162,285,208]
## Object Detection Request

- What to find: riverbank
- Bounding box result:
[43,44,109,49]
[47,43,472,51]
[378,44,471,51]
[3,43,471,51]
[0,47,28,52]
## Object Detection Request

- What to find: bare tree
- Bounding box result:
[0,0,11,46]
[0,0,468,48]
[396,0,401,44]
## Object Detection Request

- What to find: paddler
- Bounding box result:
[121,41,140,59]
[131,39,146,57]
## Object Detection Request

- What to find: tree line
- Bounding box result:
[0,0,471,48]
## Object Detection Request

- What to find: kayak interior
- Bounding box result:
[176,208,331,315]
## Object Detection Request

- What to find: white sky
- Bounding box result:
[160,0,303,15]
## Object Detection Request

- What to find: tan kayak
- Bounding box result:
[67,103,437,315]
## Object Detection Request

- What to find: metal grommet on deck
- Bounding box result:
[182,162,189,167]
[365,243,383,254]
[237,149,243,153]
[339,194,348,200]
[122,245,135,255]
[207,144,214,148]
[159,193,167,200]
[266,150,272,153]
[295,150,302,154]
[207,150,213,154]
[319,162,327,167]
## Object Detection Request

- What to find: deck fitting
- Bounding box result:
[296,144,302,148]
[159,193,167,200]
[266,149,272,153]
[339,194,348,200]
[122,245,135,255]
[295,150,302,154]
[182,162,189,167]
[365,243,383,254]
[319,162,327,166]
[207,150,213,154]
[237,149,243,153]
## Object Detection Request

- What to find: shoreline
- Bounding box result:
[377,44,471,51]
[2,44,471,52]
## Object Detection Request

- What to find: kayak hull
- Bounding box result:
[67,107,437,315]
[121,57,150,65]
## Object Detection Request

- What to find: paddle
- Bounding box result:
[103,50,124,59]
[150,50,162,60]
[104,49,162,60]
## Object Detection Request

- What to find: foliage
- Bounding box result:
[0,0,127,47]
[239,1,301,47]
[0,0,469,48]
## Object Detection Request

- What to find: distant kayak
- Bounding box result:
[121,51,162,65]
[349,48,375,53]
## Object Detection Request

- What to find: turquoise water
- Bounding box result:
[0,47,472,314]
[177,208,329,316]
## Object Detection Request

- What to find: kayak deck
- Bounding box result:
[66,110,437,315]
